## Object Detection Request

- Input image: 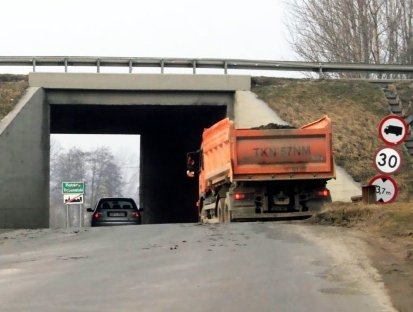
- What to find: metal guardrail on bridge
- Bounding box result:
[2,56,413,76]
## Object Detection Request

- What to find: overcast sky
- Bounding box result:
[3,0,297,196]
[1,0,295,61]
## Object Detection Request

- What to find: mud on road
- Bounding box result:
[0,223,397,312]
[0,222,400,312]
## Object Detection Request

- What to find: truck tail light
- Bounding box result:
[234,193,246,200]
[317,188,330,197]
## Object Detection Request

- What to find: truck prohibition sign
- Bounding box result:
[378,115,409,146]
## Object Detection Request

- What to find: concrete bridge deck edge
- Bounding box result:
[29,73,251,91]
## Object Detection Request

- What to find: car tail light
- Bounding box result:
[317,188,330,197]
[93,212,102,220]
[132,212,141,219]
[234,193,246,200]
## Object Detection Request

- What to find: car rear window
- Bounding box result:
[98,200,136,210]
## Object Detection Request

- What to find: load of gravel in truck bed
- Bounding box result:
[251,123,296,130]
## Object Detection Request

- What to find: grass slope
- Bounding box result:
[0,75,28,121]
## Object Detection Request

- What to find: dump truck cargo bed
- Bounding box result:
[188,116,335,223]
[201,116,335,189]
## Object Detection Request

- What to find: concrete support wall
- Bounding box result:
[0,88,49,228]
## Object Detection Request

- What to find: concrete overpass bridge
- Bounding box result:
[0,73,250,228]
[3,56,413,229]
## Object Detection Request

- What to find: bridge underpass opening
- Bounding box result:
[50,133,141,228]
[50,104,227,224]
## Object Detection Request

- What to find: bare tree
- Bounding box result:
[287,0,413,77]
[86,147,123,207]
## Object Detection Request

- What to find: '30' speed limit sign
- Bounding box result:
[374,147,402,174]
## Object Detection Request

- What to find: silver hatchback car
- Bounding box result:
[87,197,142,226]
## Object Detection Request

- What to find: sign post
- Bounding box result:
[368,115,408,204]
[62,182,85,228]
[66,204,69,228]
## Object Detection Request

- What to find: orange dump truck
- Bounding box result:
[186,116,335,223]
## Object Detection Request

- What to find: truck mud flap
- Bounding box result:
[231,211,313,221]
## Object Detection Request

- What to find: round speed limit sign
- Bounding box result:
[374,147,402,174]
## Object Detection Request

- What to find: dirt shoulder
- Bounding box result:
[309,202,413,312]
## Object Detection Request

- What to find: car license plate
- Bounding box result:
[109,212,126,217]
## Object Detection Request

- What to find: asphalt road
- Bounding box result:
[0,222,395,312]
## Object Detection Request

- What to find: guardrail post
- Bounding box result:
[97,59,101,73]
[64,58,68,73]
[129,59,133,73]
[192,60,196,74]
[224,61,228,75]
[161,59,165,74]
[318,63,323,79]
[32,58,36,72]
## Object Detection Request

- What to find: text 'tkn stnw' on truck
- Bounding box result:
[186,116,335,223]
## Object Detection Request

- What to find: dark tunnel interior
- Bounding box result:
[50,103,228,224]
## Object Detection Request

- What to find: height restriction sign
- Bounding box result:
[368,175,398,203]
[374,147,402,174]
[378,115,409,146]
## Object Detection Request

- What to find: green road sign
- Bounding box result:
[62,182,85,194]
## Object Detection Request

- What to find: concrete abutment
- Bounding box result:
[0,87,49,228]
